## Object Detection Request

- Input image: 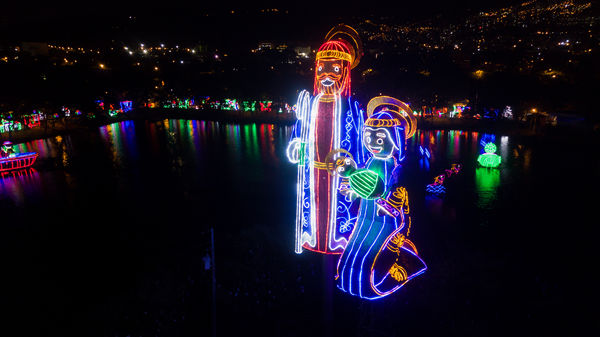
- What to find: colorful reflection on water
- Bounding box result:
[99,120,139,169]
[3,124,526,214]
[95,120,285,169]
[475,167,501,209]
[0,168,41,207]
[410,129,518,210]
[1,120,291,208]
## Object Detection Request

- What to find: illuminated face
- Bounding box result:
[363,127,397,159]
[315,59,348,95]
[335,157,357,177]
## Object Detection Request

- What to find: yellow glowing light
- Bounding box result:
[316,50,352,63]
[473,70,485,79]
[99,63,105,69]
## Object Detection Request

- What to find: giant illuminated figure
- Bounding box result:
[287,25,365,254]
[335,96,426,299]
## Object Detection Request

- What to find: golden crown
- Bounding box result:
[364,118,403,128]
[315,50,353,63]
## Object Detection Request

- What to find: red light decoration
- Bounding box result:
[313,40,353,97]
[0,152,38,172]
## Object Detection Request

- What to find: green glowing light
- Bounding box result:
[484,143,497,154]
[349,170,383,199]
[477,153,501,168]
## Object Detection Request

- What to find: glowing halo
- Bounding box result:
[366,96,417,139]
[324,149,353,177]
[324,24,363,69]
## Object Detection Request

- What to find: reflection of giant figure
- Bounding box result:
[288,25,365,254]
[335,97,427,299]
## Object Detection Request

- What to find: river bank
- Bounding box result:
[2,108,597,145]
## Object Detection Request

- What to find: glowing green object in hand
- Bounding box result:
[348,170,385,199]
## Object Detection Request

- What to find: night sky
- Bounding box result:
[2,0,525,43]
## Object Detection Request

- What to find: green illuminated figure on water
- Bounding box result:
[478,142,501,168]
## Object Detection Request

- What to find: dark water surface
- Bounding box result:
[0,120,595,336]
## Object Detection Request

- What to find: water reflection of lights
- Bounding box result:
[143,120,281,166]
[475,167,500,210]
[99,121,139,168]
[447,130,461,161]
[0,168,41,206]
[470,131,479,155]
[500,136,509,163]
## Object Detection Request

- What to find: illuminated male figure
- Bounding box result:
[287,25,365,254]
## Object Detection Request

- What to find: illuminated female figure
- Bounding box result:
[287,25,365,254]
[336,97,426,299]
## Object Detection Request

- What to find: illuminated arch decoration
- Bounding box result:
[366,96,417,139]
[335,96,426,300]
[288,25,365,254]
[478,142,501,168]
[324,24,363,70]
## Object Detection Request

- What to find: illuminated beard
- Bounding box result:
[315,69,348,95]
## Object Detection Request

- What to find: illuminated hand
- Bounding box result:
[339,182,357,201]
[286,138,302,164]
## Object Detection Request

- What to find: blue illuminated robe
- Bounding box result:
[290,90,365,254]
[336,158,426,299]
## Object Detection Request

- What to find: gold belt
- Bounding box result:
[313,161,334,170]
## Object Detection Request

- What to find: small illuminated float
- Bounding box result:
[335,96,426,300]
[425,163,462,195]
[477,142,501,168]
[287,24,365,254]
[0,141,38,172]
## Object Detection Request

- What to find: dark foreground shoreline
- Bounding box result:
[3,107,597,145]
